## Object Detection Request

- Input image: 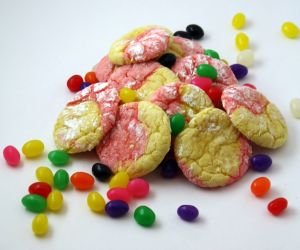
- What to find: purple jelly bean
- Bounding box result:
[161,159,179,178]
[230,64,248,80]
[177,205,199,221]
[80,82,91,90]
[250,154,272,172]
[105,200,129,218]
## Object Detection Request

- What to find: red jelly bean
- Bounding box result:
[29,182,52,198]
[191,76,212,92]
[207,86,222,102]
[84,72,98,84]
[251,177,271,197]
[268,197,288,216]
[127,178,150,198]
[3,145,20,167]
[67,75,83,92]
[107,188,131,203]
[70,172,95,190]
[243,83,256,89]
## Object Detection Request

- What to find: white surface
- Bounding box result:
[0,0,300,249]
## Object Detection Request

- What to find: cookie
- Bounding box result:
[109,61,179,100]
[53,82,119,153]
[95,55,116,82]
[221,86,288,149]
[166,36,204,57]
[151,82,213,121]
[96,101,171,178]
[174,108,252,188]
[109,25,172,65]
[172,54,237,89]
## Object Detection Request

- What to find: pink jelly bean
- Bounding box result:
[3,145,20,167]
[127,178,149,198]
[107,187,131,203]
[191,76,212,93]
[243,83,256,89]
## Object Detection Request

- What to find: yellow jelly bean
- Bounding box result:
[290,98,300,118]
[119,88,137,103]
[36,166,53,185]
[47,190,63,212]
[235,32,249,51]
[237,49,254,67]
[32,213,48,236]
[22,140,44,158]
[281,22,299,39]
[232,13,246,29]
[109,171,129,188]
[87,192,106,213]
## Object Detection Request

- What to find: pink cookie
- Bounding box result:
[150,82,213,122]
[172,54,237,89]
[95,55,116,82]
[167,36,204,57]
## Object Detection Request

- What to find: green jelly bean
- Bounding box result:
[54,169,69,190]
[196,64,218,80]
[22,194,47,213]
[204,49,220,59]
[170,113,185,135]
[48,150,69,166]
[134,206,156,227]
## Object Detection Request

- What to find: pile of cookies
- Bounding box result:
[53,24,288,188]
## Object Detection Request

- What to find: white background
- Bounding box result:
[0,0,300,249]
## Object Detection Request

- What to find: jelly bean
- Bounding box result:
[127,178,150,198]
[67,75,83,92]
[251,177,271,197]
[232,13,246,29]
[237,49,254,67]
[173,31,192,39]
[268,197,288,216]
[80,82,91,90]
[105,200,129,218]
[71,172,95,190]
[134,206,156,227]
[109,171,130,188]
[29,182,52,198]
[170,113,185,135]
[191,76,212,93]
[32,214,48,236]
[235,32,249,51]
[107,188,131,203]
[250,154,272,172]
[204,49,220,59]
[207,86,222,103]
[54,169,69,190]
[186,24,204,40]
[243,83,256,89]
[87,192,106,213]
[230,64,248,80]
[119,87,137,103]
[281,22,299,39]
[3,145,20,167]
[158,53,177,68]
[48,150,69,166]
[92,163,113,182]
[84,71,98,84]
[22,194,47,213]
[290,98,300,118]
[177,205,199,222]
[22,140,44,158]
[221,59,228,65]
[36,166,53,185]
[196,64,217,80]
[47,190,63,212]
[161,159,179,178]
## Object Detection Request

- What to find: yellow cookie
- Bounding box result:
[166,36,204,57]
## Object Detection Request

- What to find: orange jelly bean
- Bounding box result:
[70,172,95,190]
[84,72,98,84]
[251,177,271,197]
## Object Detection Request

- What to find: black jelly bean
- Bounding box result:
[173,31,192,39]
[186,24,204,40]
[92,163,112,182]
[158,53,177,68]
[161,159,179,178]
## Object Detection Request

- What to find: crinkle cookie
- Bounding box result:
[97,101,171,178]
[172,54,237,89]
[53,82,119,153]
[166,36,204,57]
[151,82,213,122]
[174,108,252,188]
[109,25,172,65]
[95,55,116,82]
[221,86,288,149]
